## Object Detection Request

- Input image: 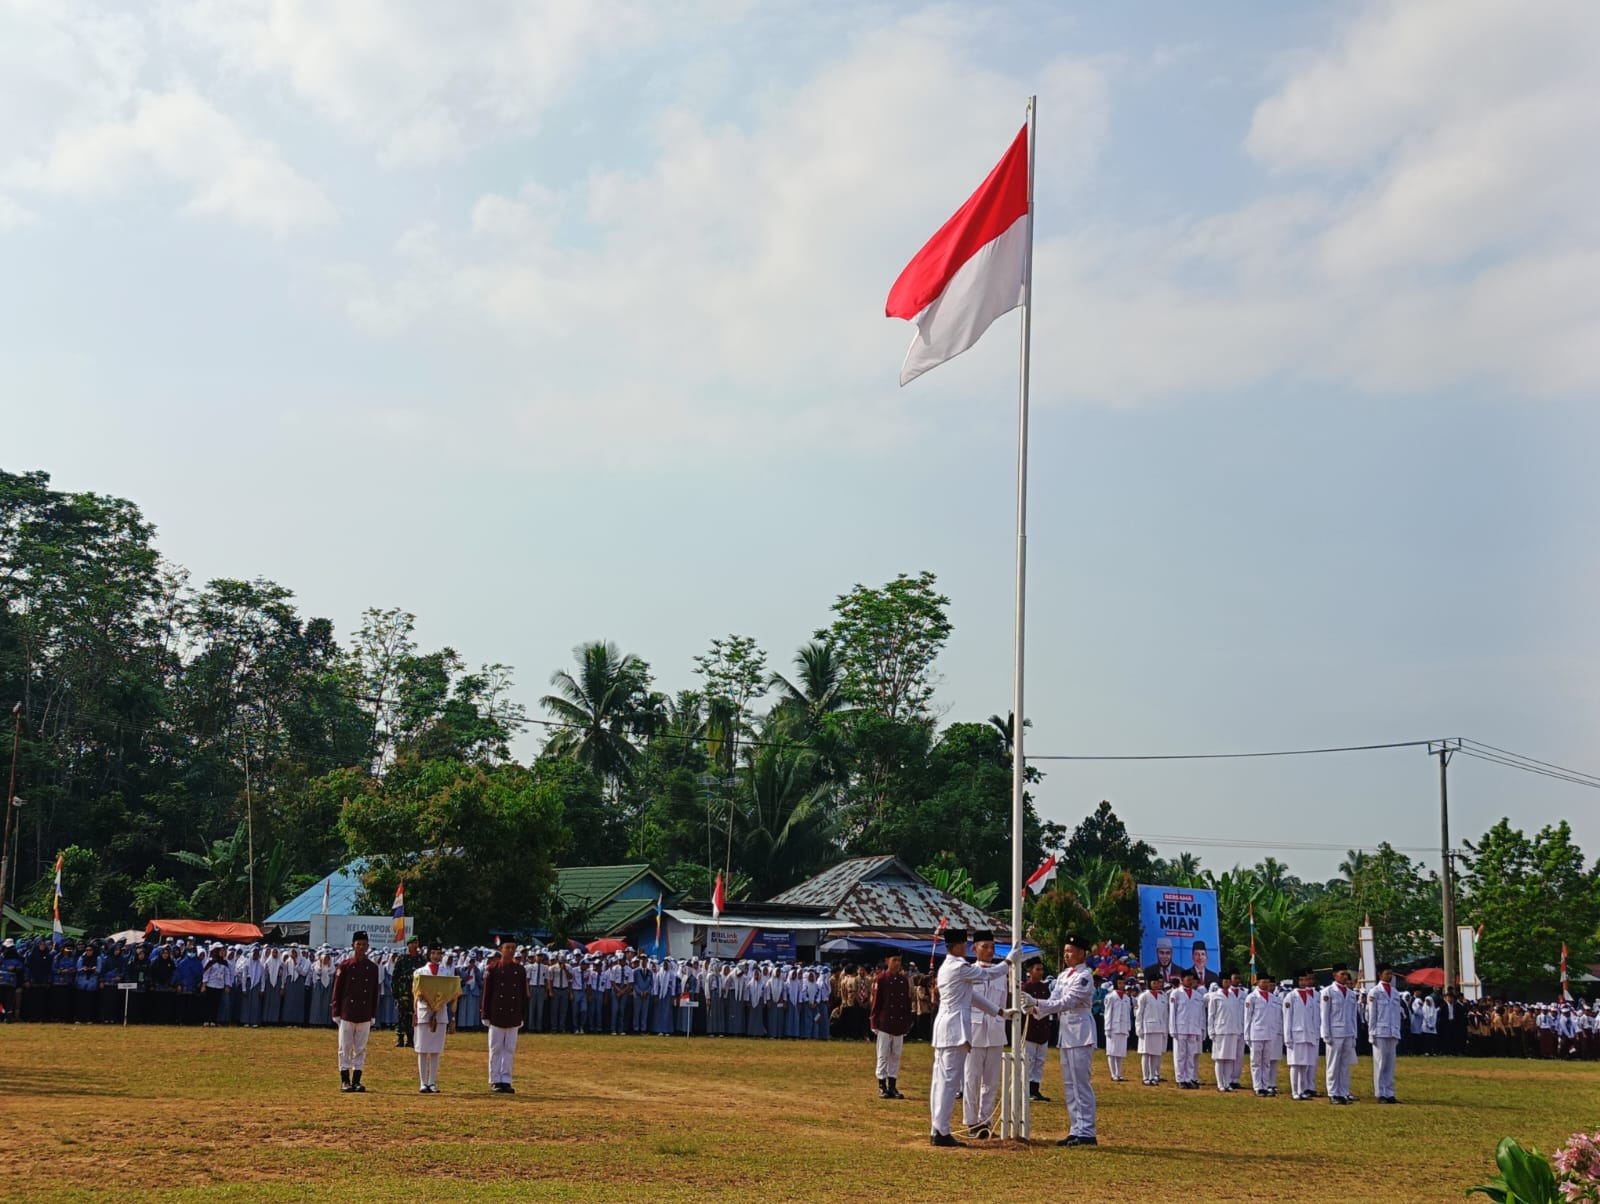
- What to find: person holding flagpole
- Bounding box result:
[926,926,1019,1147]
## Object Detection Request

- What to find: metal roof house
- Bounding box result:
[770,854,1009,943]
[554,864,679,942]
[264,859,370,938]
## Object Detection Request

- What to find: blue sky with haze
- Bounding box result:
[4,1,1597,880]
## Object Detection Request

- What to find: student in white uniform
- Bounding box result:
[961,931,1008,1138]
[1282,968,1320,1099]
[1320,963,1360,1104]
[1167,968,1207,1089]
[1364,962,1405,1104]
[1022,933,1100,1146]
[413,941,458,1093]
[1243,971,1282,1095]
[927,926,1015,1148]
[1207,973,1246,1092]
[1101,975,1133,1083]
[1135,976,1169,1085]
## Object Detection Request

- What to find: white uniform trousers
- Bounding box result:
[337,1019,371,1071]
[962,1044,1001,1128]
[1286,1043,1317,1096]
[929,1045,968,1137]
[1371,1036,1397,1098]
[1025,1040,1048,1086]
[875,1031,904,1080]
[1060,1045,1096,1138]
[487,1023,520,1086]
[1173,1034,1201,1083]
[1141,1033,1167,1083]
[1325,1036,1356,1098]
[1249,1039,1280,1092]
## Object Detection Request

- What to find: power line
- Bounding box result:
[1028,739,1433,762]
[1128,833,1440,855]
[1459,739,1600,787]
[1454,746,1600,790]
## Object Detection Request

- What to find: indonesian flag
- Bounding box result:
[1025,854,1059,895]
[1562,942,1571,999]
[391,881,405,945]
[712,872,725,920]
[52,852,64,943]
[321,876,332,915]
[886,124,1030,386]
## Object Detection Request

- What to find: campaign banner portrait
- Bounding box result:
[1137,886,1222,985]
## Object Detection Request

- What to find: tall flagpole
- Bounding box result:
[1002,93,1038,1143]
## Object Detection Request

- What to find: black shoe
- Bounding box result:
[973,1127,992,1140]
[889,1079,905,1100]
[930,1133,964,1148]
[878,1080,890,1099]
[341,1082,355,1092]
[1057,1135,1098,1146]
[1331,1097,1348,1105]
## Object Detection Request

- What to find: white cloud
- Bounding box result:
[174,0,665,166]
[0,194,35,229]
[17,87,334,236]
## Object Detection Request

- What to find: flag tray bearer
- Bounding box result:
[412,941,461,1094]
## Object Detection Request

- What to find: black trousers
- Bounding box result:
[394,995,414,1044]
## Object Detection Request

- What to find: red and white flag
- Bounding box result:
[886,124,1030,385]
[1025,854,1059,895]
[712,871,726,920]
[320,876,331,915]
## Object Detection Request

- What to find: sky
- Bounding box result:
[4,0,1598,883]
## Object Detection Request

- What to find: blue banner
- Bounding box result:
[746,930,796,960]
[1137,885,1222,985]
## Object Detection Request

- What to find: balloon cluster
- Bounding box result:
[1086,941,1139,981]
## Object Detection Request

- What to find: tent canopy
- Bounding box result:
[1403,967,1446,988]
[146,919,264,942]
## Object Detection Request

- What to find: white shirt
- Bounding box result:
[1030,962,1096,1048]
[930,956,1009,1048]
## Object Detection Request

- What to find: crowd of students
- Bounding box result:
[1,932,1591,1065]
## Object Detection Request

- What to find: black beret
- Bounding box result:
[943,926,969,945]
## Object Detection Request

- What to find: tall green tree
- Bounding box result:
[1062,801,1157,882]
[816,571,951,723]
[1460,819,1600,987]
[339,758,570,945]
[540,641,651,792]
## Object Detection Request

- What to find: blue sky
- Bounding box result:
[4,1,1598,880]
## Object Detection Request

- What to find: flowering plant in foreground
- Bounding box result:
[1552,1131,1600,1203]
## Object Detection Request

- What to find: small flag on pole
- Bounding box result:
[391,881,405,945]
[931,916,948,962]
[1249,903,1257,980]
[52,853,64,945]
[711,872,725,920]
[886,124,1031,385]
[321,876,332,915]
[1562,942,1571,1001]
[1024,854,1059,896]
[655,894,664,955]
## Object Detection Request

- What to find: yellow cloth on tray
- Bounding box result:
[412,972,462,1011]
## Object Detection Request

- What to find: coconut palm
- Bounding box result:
[767,642,849,736]
[540,641,650,792]
[738,745,837,897]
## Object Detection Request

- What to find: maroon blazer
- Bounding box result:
[482,960,530,1029]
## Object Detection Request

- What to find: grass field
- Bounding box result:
[3,1026,1597,1202]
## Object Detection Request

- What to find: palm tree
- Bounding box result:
[171,824,295,921]
[767,642,848,736]
[540,641,648,792]
[739,746,836,897]
[985,711,1033,753]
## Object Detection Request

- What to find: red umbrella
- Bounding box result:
[586,938,628,954]
[1403,967,1446,988]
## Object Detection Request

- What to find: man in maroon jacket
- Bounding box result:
[331,931,381,1093]
[482,936,530,1093]
[870,953,914,1100]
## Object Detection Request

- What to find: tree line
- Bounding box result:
[3,467,1595,984]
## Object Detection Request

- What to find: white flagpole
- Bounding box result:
[1002,93,1038,1143]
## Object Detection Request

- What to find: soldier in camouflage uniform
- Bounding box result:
[390,936,424,1048]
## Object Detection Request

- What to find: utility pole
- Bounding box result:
[1,702,22,935]
[1429,739,1461,992]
